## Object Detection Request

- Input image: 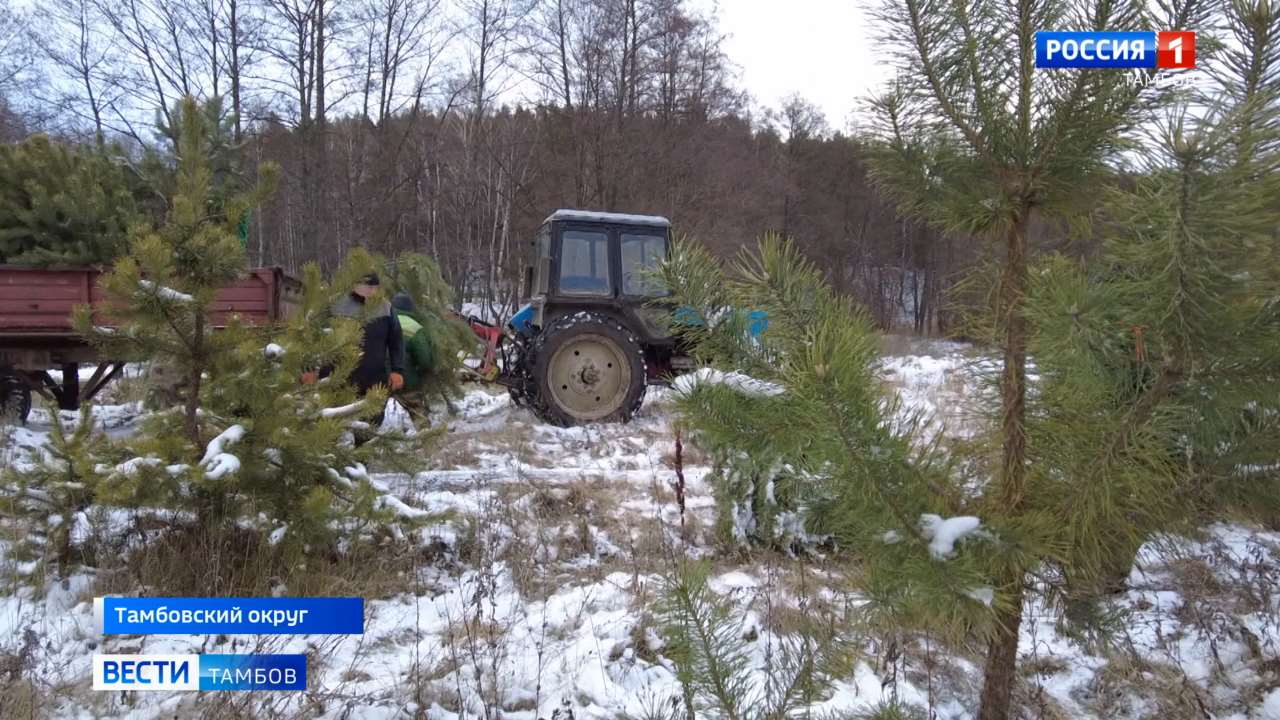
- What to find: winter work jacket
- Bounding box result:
[330,295,406,394]
[393,310,434,392]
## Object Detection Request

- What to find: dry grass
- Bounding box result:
[95,367,151,406]
[0,634,44,720]
[431,415,537,470]
[877,331,967,358]
[92,522,418,599]
[1083,654,1209,720]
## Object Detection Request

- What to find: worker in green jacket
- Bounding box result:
[390,293,433,409]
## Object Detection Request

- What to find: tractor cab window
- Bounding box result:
[559,229,611,296]
[621,232,668,297]
[532,225,551,294]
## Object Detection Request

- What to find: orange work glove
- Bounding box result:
[301,370,319,385]
[388,372,405,391]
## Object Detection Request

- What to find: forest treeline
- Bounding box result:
[0,0,977,331]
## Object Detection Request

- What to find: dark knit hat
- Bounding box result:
[391,292,417,313]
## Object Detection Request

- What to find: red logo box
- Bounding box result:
[1157,31,1196,69]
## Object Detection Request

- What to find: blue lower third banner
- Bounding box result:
[93,654,307,691]
[96,596,364,634]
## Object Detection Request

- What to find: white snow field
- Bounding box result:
[0,339,1277,719]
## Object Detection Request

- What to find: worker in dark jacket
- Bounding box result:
[302,274,405,417]
[330,274,406,394]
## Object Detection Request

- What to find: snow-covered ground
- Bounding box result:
[1,340,1277,719]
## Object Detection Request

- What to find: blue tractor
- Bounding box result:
[471,209,693,426]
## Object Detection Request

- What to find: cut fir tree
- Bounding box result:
[0,135,138,266]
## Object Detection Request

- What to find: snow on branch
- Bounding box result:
[201,424,246,480]
[672,368,785,398]
[966,587,995,606]
[374,494,432,519]
[321,400,367,419]
[139,279,195,303]
[96,456,161,479]
[344,463,390,492]
[920,514,983,559]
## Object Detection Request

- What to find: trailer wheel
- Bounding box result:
[529,312,647,426]
[0,374,32,425]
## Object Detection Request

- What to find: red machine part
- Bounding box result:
[464,315,502,381]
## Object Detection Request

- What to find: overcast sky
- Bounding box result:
[709,0,889,131]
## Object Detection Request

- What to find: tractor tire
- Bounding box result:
[0,373,32,425]
[505,337,536,409]
[528,312,647,426]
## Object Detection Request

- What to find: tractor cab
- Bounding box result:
[512,209,672,342]
[500,209,684,426]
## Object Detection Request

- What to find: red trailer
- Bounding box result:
[0,266,301,422]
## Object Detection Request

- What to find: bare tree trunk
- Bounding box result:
[185,314,205,448]
[556,0,572,109]
[315,0,325,128]
[229,0,243,141]
[314,0,328,259]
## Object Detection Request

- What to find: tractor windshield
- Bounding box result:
[621,232,668,297]
[559,229,612,296]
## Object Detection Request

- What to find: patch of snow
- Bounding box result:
[1260,688,1280,720]
[263,342,286,358]
[544,208,670,226]
[709,570,759,593]
[920,513,983,559]
[966,586,995,606]
[459,300,512,323]
[672,367,784,398]
[7,339,1279,720]
[138,279,194,303]
[379,398,416,434]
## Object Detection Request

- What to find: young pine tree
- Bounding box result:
[656,559,853,720]
[200,253,429,553]
[50,100,431,567]
[1022,0,1280,611]
[146,96,247,229]
[73,96,273,474]
[862,0,1214,712]
[1,406,109,575]
[665,237,1002,638]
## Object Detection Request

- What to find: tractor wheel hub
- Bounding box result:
[546,334,632,421]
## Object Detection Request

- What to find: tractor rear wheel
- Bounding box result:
[529,312,647,426]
